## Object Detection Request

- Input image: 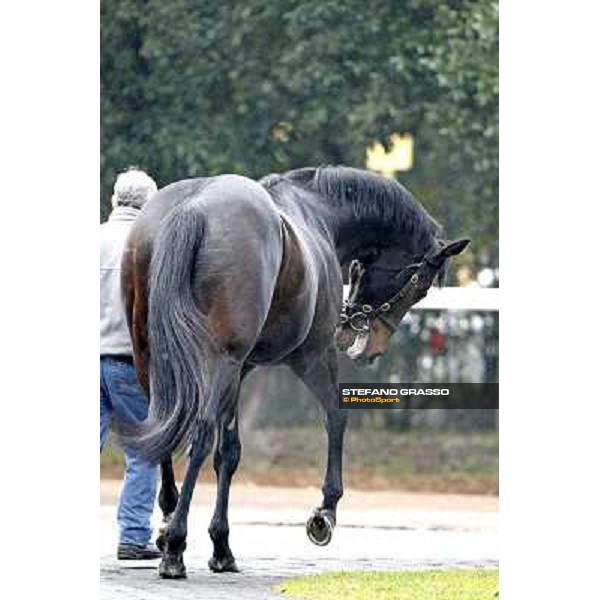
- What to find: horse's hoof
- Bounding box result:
[306,509,335,546]
[158,554,187,579]
[208,555,239,573]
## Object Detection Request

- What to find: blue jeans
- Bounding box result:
[100,356,158,546]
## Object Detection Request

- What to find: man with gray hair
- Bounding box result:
[100,168,161,560]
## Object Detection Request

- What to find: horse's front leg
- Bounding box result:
[159,421,215,579]
[156,457,179,552]
[291,346,348,546]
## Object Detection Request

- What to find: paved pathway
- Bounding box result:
[100,483,498,600]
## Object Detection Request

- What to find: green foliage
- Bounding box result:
[101,0,498,259]
[278,569,499,600]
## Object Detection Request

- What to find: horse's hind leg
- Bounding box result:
[208,363,252,573]
[158,358,242,579]
[291,346,348,546]
[159,421,215,579]
[208,407,241,572]
[156,457,179,552]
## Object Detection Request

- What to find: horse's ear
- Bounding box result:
[347,260,365,302]
[437,238,471,259]
[349,259,365,286]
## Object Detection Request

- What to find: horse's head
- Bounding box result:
[336,238,470,363]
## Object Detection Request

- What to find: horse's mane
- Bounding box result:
[282,166,443,254]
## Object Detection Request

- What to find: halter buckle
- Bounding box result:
[349,311,370,333]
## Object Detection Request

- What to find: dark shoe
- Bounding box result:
[117,542,162,560]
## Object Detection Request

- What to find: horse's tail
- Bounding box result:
[124,198,229,464]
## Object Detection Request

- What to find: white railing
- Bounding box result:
[343,286,500,312]
[413,287,499,311]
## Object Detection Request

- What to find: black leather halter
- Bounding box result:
[339,269,421,335]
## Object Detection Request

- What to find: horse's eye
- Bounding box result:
[411,274,419,284]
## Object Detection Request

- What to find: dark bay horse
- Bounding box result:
[121,166,466,579]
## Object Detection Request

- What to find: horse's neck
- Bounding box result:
[334,199,439,262]
[269,180,423,263]
[282,205,395,267]
[274,191,337,249]
[333,214,395,263]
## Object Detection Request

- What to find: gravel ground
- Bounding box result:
[100,482,498,600]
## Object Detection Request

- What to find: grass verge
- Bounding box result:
[101,429,498,494]
[277,569,499,600]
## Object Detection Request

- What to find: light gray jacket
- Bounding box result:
[100,206,139,355]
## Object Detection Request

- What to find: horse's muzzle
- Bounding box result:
[335,326,356,352]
